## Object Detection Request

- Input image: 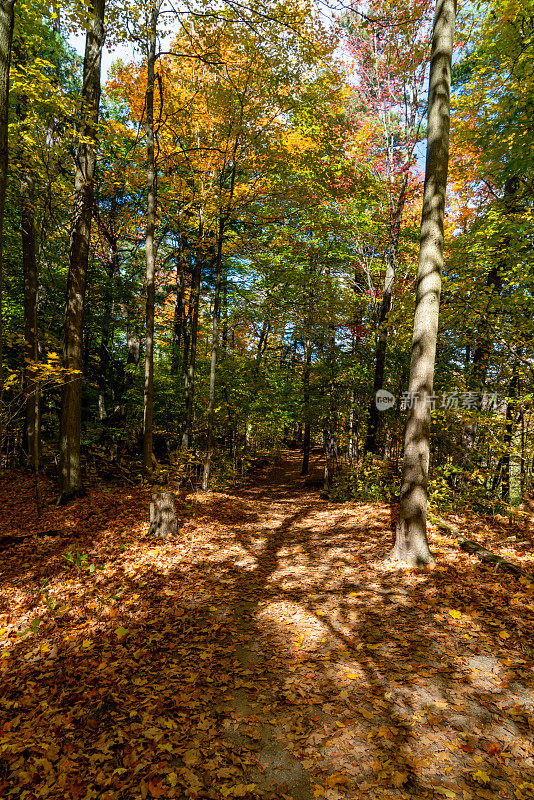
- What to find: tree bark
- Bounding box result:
[59,0,105,502]
[143,0,160,479]
[365,188,407,455]
[502,370,519,503]
[21,168,40,470]
[182,215,203,450]
[348,387,358,465]
[202,218,224,490]
[149,491,179,538]
[98,237,118,420]
[255,318,269,370]
[392,0,456,565]
[221,265,228,352]
[301,335,312,475]
[16,75,40,472]
[0,0,15,470]
[323,285,338,493]
[171,239,185,375]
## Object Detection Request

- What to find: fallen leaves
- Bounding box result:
[0,460,533,800]
[472,769,491,785]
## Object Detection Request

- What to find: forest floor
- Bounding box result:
[1,451,534,800]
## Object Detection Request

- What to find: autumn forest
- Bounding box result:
[0,0,533,798]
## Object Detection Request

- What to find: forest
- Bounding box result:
[0,0,534,798]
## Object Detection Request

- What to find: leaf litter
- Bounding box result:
[0,453,533,800]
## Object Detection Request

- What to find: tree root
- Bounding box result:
[428,515,523,577]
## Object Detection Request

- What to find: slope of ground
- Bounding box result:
[0,452,533,800]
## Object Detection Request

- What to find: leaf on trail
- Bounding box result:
[183,748,201,767]
[392,771,409,788]
[449,610,462,619]
[148,778,164,797]
[81,639,92,649]
[167,773,178,787]
[221,785,256,798]
[472,769,491,785]
[325,773,349,788]
[499,630,510,639]
[516,783,534,800]
[115,626,128,640]
[436,788,457,798]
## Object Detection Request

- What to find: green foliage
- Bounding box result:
[330,459,400,503]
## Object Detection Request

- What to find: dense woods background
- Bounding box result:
[3,3,534,798]
[1,0,533,523]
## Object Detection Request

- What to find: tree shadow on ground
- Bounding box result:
[1,453,533,800]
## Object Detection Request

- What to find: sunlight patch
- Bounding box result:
[258,601,330,655]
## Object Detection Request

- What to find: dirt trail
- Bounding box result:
[180,451,534,800]
[0,453,533,800]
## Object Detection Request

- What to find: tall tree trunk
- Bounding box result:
[502,370,519,504]
[301,334,312,475]
[0,0,15,470]
[171,243,185,375]
[59,0,105,502]
[202,218,224,490]
[221,265,228,352]
[181,302,191,383]
[365,189,406,455]
[349,267,362,466]
[520,409,526,497]
[16,78,40,471]
[255,318,269,371]
[143,1,159,478]
[392,0,456,565]
[98,238,118,420]
[348,386,358,465]
[182,216,203,450]
[323,286,338,493]
[21,169,40,471]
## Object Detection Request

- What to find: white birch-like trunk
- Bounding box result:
[392,0,457,565]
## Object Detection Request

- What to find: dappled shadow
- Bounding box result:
[1,453,533,799]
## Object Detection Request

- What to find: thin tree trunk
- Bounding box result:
[392,0,456,565]
[365,191,406,455]
[348,387,358,465]
[59,0,105,502]
[143,1,159,478]
[349,268,361,466]
[221,265,228,352]
[323,287,338,493]
[502,370,519,504]
[301,335,312,475]
[255,318,269,370]
[520,409,526,497]
[202,218,224,490]
[181,304,191,384]
[21,168,40,472]
[17,79,40,473]
[171,240,185,375]
[98,238,118,419]
[0,0,15,471]
[182,216,203,450]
